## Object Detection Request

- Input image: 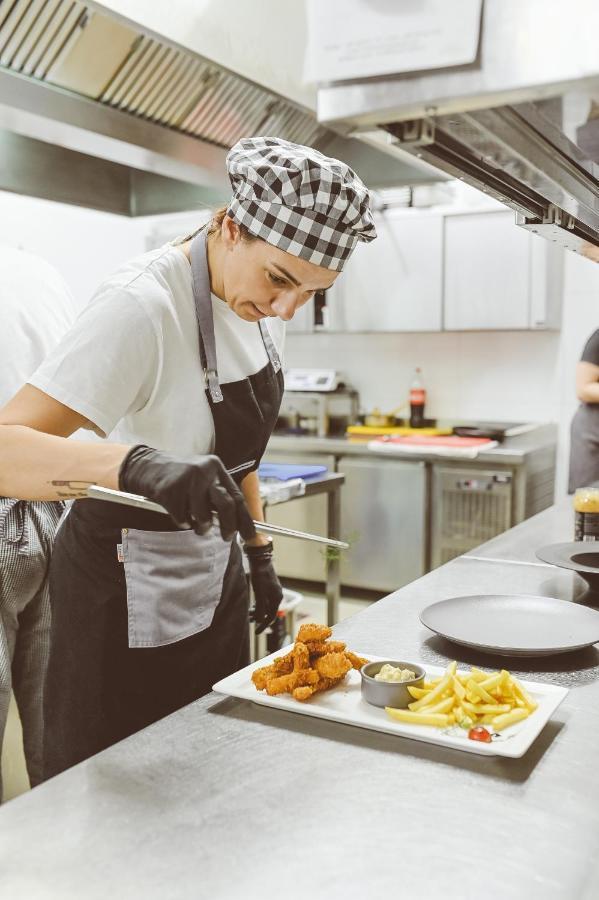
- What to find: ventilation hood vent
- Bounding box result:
[0,0,323,146]
[384,103,599,254]
[0,0,442,215]
[315,0,599,256]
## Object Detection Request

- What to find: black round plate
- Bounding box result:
[420,593,599,656]
[536,542,599,592]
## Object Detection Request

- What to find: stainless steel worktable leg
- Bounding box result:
[326,486,341,625]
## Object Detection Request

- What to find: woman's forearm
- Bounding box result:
[241,470,270,547]
[0,424,130,500]
[578,382,599,404]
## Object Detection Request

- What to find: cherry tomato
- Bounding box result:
[468,725,492,743]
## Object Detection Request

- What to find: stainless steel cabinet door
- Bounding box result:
[338,457,426,592]
[261,452,337,581]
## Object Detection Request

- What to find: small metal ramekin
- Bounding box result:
[360,660,426,709]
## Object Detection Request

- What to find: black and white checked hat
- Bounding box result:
[225,136,377,272]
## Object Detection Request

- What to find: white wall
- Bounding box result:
[0,191,208,306]
[284,329,561,422]
[0,191,146,309]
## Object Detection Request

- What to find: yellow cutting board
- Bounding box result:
[346,425,453,437]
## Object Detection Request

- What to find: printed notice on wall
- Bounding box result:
[305,0,482,83]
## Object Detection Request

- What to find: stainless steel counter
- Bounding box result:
[268,422,558,465]
[1,500,598,900]
[266,424,558,588]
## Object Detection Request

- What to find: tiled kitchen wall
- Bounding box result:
[283,329,561,423]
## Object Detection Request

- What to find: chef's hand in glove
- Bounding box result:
[119,444,256,542]
[245,539,284,635]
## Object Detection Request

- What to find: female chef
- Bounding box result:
[0,136,377,777]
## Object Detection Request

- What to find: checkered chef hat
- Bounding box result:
[225,136,377,271]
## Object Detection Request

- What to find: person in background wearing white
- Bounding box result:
[0,246,78,797]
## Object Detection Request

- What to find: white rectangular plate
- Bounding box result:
[213,650,568,758]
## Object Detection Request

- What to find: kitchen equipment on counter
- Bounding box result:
[259,479,305,504]
[283,368,340,392]
[277,369,359,436]
[213,651,569,758]
[346,418,453,439]
[345,425,451,441]
[368,435,498,458]
[258,463,327,481]
[452,421,536,442]
[361,403,406,429]
[86,485,349,551]
[421,593,599,656]
[360,660,425,709]
[536,542,599,594]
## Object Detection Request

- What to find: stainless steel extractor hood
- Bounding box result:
[0,0,444,216]
[315,0,599,256]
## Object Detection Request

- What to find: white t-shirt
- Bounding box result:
[0,246,79,406]
[29,243,285,456]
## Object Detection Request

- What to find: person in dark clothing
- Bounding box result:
[569,329,599,492]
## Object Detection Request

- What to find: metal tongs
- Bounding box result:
[87,485,349,551]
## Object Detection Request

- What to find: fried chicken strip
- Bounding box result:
[344,650,369,670]
[272,651,295,675]
[304,640,346,657]
[251,648,294,691]
[296,623,332,643]
[292,641,311,669]
[314,651,352,680]
[260,641,317,695]
[266,668,319,696]
[252,623,368,701]
[251,666,274,691]
[292,674,347,701]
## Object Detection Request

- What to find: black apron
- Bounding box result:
[568,404,599,492]
[43,231,284,778]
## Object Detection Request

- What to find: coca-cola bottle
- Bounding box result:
[409,367,426,428]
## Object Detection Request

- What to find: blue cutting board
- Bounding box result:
[258,463,328,481]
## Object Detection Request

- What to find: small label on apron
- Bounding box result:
[116,543,124,562]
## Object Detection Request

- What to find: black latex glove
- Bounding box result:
[245,540,284,635]
[119,445,256,542]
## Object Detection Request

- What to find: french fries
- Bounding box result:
[386,660,538,735]
[385,709,450,728]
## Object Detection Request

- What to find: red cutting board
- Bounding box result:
[375,435,494,448]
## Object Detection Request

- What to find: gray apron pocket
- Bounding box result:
[121,525,231,648]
